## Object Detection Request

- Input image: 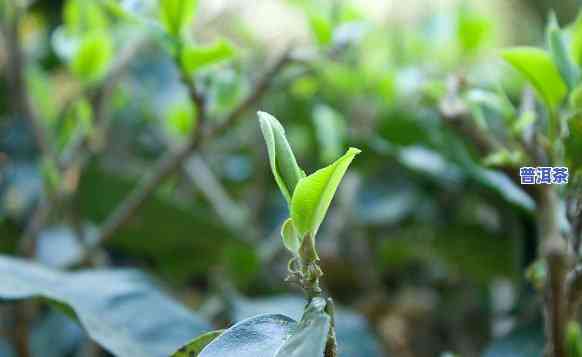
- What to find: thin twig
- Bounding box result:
[184,155,256,239]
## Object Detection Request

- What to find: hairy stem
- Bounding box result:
[299,234,323,300]
[324,298,338,357]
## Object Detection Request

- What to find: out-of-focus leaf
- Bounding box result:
[64,0,108,34]
[482,320,543,357]
[281,217,301,255]
[27,67,58,123]
[258,111,305,203]
[308,13,333,46]
[570,85,582,109]
[159,0,197,38]
[70,32,113,83]
[465,89,515,120]
[482,149,524,167]
[567,321,582,357]
[180,40,235,74]
[35,225,98,268]
[502,47,567,110]
[471,167,535,212]
[356,182,421,225]
[0,255,211,357]
[397,146,463,185]
[166,101,197,137]
[274,297,330,357]
[547,13,579,89]
[313,104,345,163]
[456,7,492,56]
[571,13,582,68]
[171,330,224,357]
[198,314,295,357]
[291,147,361,237]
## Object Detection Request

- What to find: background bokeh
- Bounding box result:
[0,0,578,356]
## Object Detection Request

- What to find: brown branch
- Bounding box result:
[538,185,571,357]
[94,49,293,245]
[2,4,55,163]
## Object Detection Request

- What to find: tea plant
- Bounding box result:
[172,112,360,356]
[438,13,582,357]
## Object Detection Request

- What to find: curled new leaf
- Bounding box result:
[258,111,305,203]
[281,218,301,255]
[159,0,198,38]
[502,47,567,110]
[291,147,361,237]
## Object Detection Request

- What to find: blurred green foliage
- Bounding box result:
[1,0,582,356]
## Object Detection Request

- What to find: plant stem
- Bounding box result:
[324,298,338,357]
[539,185,570,357]
[295,235,338,356]
[299,234,323,300]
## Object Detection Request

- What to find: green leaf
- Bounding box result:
[274,297,330,357]
[159,0,198,38]
[281,218,301,255]
[456,6,492,56]
[0,255,211,357]
[571,13,582,68]
[291,147,361,237]
[172,330,224,357]
[166,101,197,137]
[308,13,333,46]
[199,314,296,357]
[570,85,582,109]
[546,13,579,89]
[70,32,112,83]
[64,0,108,34]
[258,111,305,203]
[502,47,567,110]
[567,321,582,357]
[180,40,235,74]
